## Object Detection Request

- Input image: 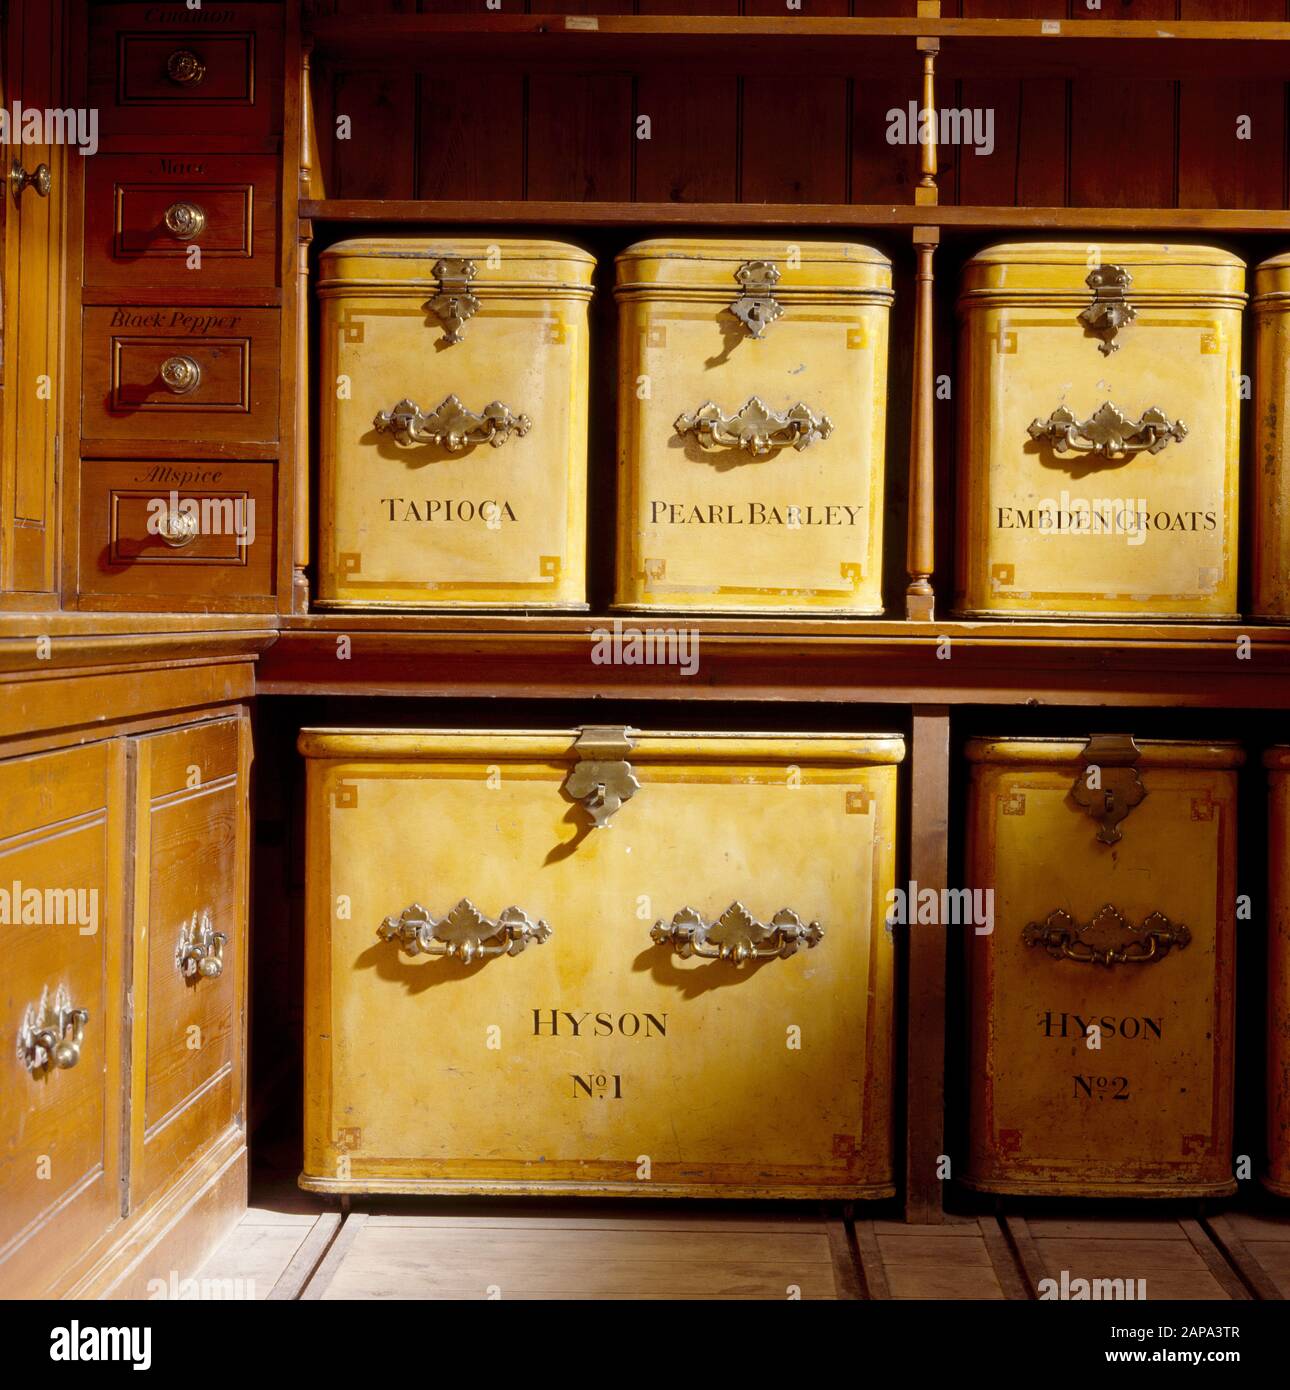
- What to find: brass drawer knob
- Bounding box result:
[9,159,51,202]
[177,911,227,978]
[1027,401,1187,462]
[675,396,833,457]
[19,986,88,1072]
[163,200,207,240]
[167,49,206,86]
[372,395,531,452]
[378,899,552,964]
[160,354,202,395]
[157,508,200,548]
[1023,905,1191,967]
[651,903,823,967]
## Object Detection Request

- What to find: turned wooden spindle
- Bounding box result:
[906,230,939,622]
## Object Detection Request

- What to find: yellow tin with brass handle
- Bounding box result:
[964,735,1240,1198]
[300,726,902,1198]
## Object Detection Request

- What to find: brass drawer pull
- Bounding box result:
[177,911,227,979]
[373,394,531,451]
[156,508,200,548]
[167,49,206,86]
[1027,402,1187,461]
[1079,263,1136,355]
[9,159,50,202]
[378,899,552,964]
[675,396,833,457]
[160,354,202,395]
[730,259,784,338]
[163,201,206,240]
[1023,905,1190,967]
[651,903,823,967]
[425,257,480,344]
[19,986,88,1072]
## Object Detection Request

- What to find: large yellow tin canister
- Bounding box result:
[964,736,1239,1197]
[300,727,902,1198]
[316,238,593,609]
[1264,747,1290,1195]
[1253,257,1290,618]
[956,243,1245,619]
[613,239,893,614]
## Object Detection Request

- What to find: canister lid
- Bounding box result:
[1253,251,1290,301]
[615,238,893,299]
[965,736,1245,770]
[960,241,1246,304]
[1264,746,1290,769]
[317,237,595,296]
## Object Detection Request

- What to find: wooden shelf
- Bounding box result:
[301,199,1290,235]
[305,16,1290,80]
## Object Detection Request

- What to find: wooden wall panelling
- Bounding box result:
[330,71,417,199]
[527,70,634,201]
[1,0,67,609]
[416,72,526,200]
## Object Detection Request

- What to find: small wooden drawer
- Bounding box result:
[82,306,280,445]
[88,3,282,148]
[85,154,279,290]
[130,718,246,1208]
[0,743,125,1298]
[79,458,276,610]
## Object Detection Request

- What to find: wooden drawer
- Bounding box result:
[82,306,280,445]
[0,743,125,1298]
[85,154,279,290]
[88,3,282,148]
[78,458,276,610]
[130,718,247,1208]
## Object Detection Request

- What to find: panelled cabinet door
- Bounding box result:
[0,743,125,1298]
[301,729,902,1199]
[129,716,248,1209]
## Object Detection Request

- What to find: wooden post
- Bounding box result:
[905,705,949,1224]
[906,227,939,621]
[915,39,938,207]
[293,41,321,614]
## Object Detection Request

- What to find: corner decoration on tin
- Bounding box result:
[613,240,893,614]
[964,736,1239,1198]
[316,239,593,609]
[298,727,903,1198]
[955,243,1245,619]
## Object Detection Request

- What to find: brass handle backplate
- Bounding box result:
[730,259,783,338]
[373,394,530,451]
[651,902,823,967]
[378,899,552,964]
[160,354,202,394]
[1079,263,1136,355]
[167,49,207,86]
[1027,402,1186,461]
[176,911,227,979]
[563,725,639,829]
[1023,905,1190,967]
[19,985,88,1072]
[1070,733,1146,845]
[10,159,51,203]
[424,257,480,344]
[675,396,833,457]
[163,200,206,240]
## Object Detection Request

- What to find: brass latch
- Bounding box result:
[1070,733,1146,845]
[425,257,480,345]
[564,726,639,828]
[1078,263,1136,355]
[730,260,784,338]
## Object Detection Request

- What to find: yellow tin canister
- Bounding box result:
[300,726,902,1198]
[955,242,1245,619]
[964,735,1240,1197]
[613,239,893,614]
[316,238,593,609]
[1253,256,1290,618]
[1264,746,1290,1195]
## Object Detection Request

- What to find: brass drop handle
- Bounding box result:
[163,201,207,240]
[675,397,833,457]
[157,508,200,549]
[160,354,202,395]
[10,159,51,203]
[372,395,530,451]
[1023,905,1191,967]
[1027,402,1187,461]
[378,899,552,964]
[20,987,88,1072]
[651,903,823,967]
[167,49,206,86]
[177,911,226,978]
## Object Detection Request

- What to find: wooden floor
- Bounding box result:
[192,1182,1290,1300]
